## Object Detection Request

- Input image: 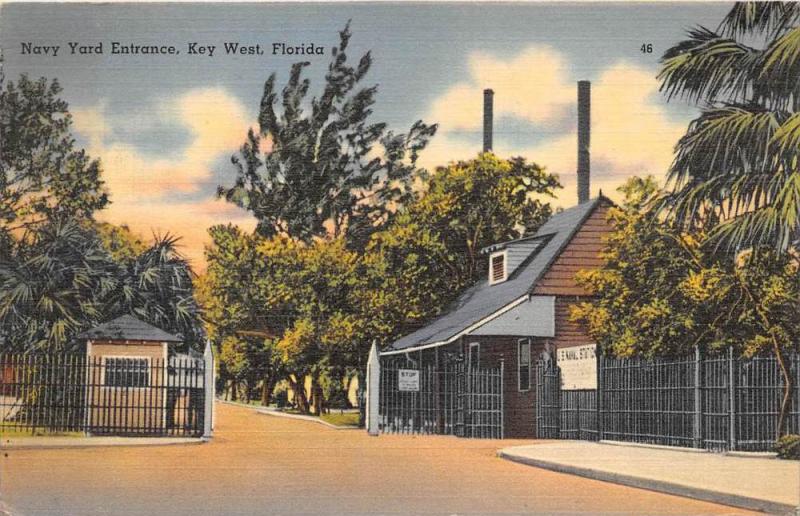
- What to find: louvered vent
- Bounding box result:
[490,252,506,284]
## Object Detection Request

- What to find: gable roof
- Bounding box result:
[385,197,606,354]
[77,315,183,343]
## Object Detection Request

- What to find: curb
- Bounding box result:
[497,450,796,515]
[0,437,204,450]
[599,440,707,454]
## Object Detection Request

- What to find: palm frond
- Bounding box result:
[720,2,798,38]
[659,27,763,104]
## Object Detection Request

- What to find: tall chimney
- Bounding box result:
[577,80,591,204]
[483,88,494,153]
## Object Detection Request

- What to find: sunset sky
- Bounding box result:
[1,2,730,268]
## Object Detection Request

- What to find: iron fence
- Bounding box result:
[536,350,800,452]
[378,359,503,438]
[0,353,206,437]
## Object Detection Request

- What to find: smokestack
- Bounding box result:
[577,80,591,204]
[483,88,494,153]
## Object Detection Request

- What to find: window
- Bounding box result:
[468,342,480,369]
[104,357,150,387]
[489,251,507,284]
[518,339,531,391]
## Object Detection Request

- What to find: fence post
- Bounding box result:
[202,340,214,440]
[728,346,736,451]
[366,341,380,436]
[596,350,604,441]
[499,359,505,439]
[693,346,702,449]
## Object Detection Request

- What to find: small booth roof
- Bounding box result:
[77,315,183,343]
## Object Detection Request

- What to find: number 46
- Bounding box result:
[641,43,653,54]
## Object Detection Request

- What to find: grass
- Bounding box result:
[319,411,360,427]
[0,425,84,439]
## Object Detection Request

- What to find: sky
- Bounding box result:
[0,2,732,268]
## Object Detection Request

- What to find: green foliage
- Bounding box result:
[0,75,108,237]
[0,75,202,353]
[202,152,559,409]
[94,222,147,262]
[775,434,800,459]
[657,2,800,254]
[0,220,117,351]
[0,220,204,352]
[410,153,560,286]
[218,23,436,246]
[571,177,800,359]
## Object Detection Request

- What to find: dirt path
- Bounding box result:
[0,403,755,515]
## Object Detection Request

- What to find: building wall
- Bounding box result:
[533,200,612,297]
[86,340,167,433]
[534,199,613,351]
[461,336,547,438]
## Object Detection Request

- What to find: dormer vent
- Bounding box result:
[489,251,507,284]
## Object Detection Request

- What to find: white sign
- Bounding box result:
[398,369,420,392]
[557,344,597,390]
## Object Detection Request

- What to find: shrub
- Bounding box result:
[326,389,350,410]
[775,434,800,460]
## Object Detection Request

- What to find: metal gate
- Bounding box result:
[378,359,503,438]
[535,358,597,440]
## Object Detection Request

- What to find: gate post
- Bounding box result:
[693,346,702,448]
[202,339,214,440]
[366,341,380,436]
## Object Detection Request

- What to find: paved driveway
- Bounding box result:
[0,403,754,515]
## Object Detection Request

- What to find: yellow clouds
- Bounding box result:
[429,47,573,130]
[422,47,686,206]
[101,198,256,268]
[74,88,251,196]
[72,88,255,269]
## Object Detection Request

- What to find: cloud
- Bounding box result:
[74,88,252,196]
[72,88,256,269]
[421,48,687,206]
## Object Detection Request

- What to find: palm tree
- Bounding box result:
[0,223,204,353]
[110,234,204,350]
[0,220,117,352]
[658,2,800,438]
[658,2,800,252]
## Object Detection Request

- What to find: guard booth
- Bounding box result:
[78,315,205,436]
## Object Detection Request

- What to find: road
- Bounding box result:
[0,402,753,515]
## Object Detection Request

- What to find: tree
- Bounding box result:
[109,233,205,350]
[94,222,147,262]
[0,75,108,237]
[0,221,204,352]
[218,23,436,247]
[0,220,117,352]
[571,177,800,437]
[657,2,800,253]
[407,153,560,288]
[657,1,800,437]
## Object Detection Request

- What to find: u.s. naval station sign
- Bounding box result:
[557,344,597,390]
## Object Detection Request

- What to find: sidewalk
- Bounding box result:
[1,435,203,450]
[499,441,799,514]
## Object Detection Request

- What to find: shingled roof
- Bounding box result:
[77,315,183,343]
[386,197,605,353]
